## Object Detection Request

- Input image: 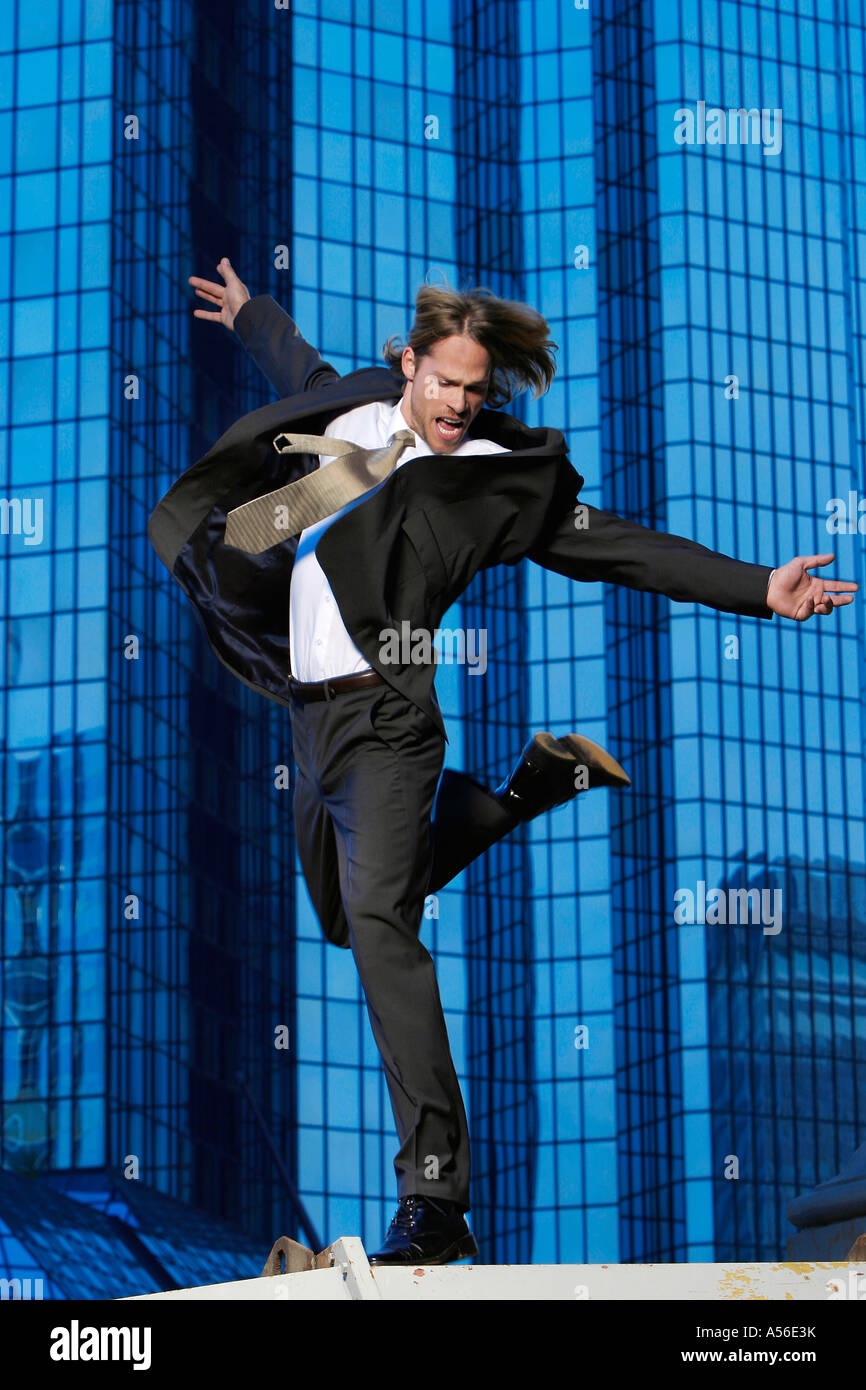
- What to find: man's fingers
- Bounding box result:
[799,553,836,569]
[821,579,859,593]
[188,272,228,320]
[808,589,855,617]
[188,274,225,292]
[192,286,223,305]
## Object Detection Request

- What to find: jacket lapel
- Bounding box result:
[148,369,405,573]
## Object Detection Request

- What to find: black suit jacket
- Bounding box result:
[147,295,774,735]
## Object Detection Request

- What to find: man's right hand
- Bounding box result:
[188,257,251,330]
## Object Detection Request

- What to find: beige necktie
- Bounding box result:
[223,428,416,553]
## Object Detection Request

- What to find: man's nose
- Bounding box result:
[443,387,467,415]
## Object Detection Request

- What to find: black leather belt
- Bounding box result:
[288,670,386,702]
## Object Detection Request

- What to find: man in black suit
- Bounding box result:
[148,258,857,1266]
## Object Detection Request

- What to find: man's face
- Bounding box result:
[400,335,491,453]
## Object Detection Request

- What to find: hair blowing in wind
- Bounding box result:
[384,284,558,408]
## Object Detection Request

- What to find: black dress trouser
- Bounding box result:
[290,682,472,1209]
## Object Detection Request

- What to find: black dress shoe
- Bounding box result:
[428,732,630,892]
[367,1195,478,1266]
[494,731,630,823]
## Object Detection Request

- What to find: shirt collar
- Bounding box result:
[385,397,418,445]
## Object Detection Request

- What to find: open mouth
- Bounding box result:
[435,416,465,443]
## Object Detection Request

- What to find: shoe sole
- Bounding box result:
[546,732,631,787]
[431,1231,479,1264]
[369,1232,479,1267]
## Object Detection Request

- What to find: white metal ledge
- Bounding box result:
[121,1236,866,1301]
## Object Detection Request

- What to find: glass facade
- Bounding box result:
[0,0,863,1292]
[593,0,866,1260]
[1,0,301,1285]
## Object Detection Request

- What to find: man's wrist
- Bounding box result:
[232,294,260,342]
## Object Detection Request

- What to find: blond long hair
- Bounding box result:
[383,283,558,408]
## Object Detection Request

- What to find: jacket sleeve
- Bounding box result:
[233,294,340,398]
[528,501,776,619]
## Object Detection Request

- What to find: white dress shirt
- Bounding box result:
[289,398,508,681]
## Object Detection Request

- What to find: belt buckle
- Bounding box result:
[273,432,294,453]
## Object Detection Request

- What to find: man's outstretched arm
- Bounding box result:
[530,502,858,621]
[188,257,339,398]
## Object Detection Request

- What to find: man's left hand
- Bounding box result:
[767,554,859,620]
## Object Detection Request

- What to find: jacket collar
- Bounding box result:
[196,366,559,462]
